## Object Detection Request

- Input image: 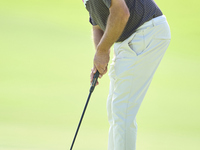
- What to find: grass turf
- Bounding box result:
[0,0,199,149]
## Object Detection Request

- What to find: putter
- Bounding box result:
[70,70,99,150]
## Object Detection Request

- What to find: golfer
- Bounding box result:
[83,0,171,149]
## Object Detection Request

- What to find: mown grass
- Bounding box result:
[0,0,199,150]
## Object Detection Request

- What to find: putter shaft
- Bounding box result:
[70,71,99,150]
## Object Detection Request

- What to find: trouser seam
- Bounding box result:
[124,57,138,150]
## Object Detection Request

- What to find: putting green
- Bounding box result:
[0,0,199,150]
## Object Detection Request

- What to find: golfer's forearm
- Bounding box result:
[93,25,104,50]
[97,1,130,52]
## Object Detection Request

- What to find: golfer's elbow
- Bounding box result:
[122,9,130,23]
[117,10,130,25]
[110,6,130,24]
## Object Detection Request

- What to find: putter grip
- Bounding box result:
[90,70,99,93]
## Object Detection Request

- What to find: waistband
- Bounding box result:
[136,15,167,31]
[115,15,167,44]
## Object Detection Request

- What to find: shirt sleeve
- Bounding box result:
[89,16,97,26]
[103,0,111,8]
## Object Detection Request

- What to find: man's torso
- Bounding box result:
[83,0,163,42]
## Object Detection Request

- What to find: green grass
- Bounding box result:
[0,0,200,150]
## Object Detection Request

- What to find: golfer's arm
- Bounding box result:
[93,25,104,50]
[97,0,130,52]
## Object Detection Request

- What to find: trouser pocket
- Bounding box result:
[128,30,145,56]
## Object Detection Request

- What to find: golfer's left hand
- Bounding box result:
[93,49,110,77]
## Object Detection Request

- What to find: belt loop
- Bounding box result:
[152,19,156,27]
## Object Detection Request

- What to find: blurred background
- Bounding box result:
[0,0,199,150]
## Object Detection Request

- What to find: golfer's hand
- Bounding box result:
[90,64,108,85]
[93,50,110,76]
[90,66,99,86]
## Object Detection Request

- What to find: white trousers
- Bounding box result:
[107,15,171,150]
